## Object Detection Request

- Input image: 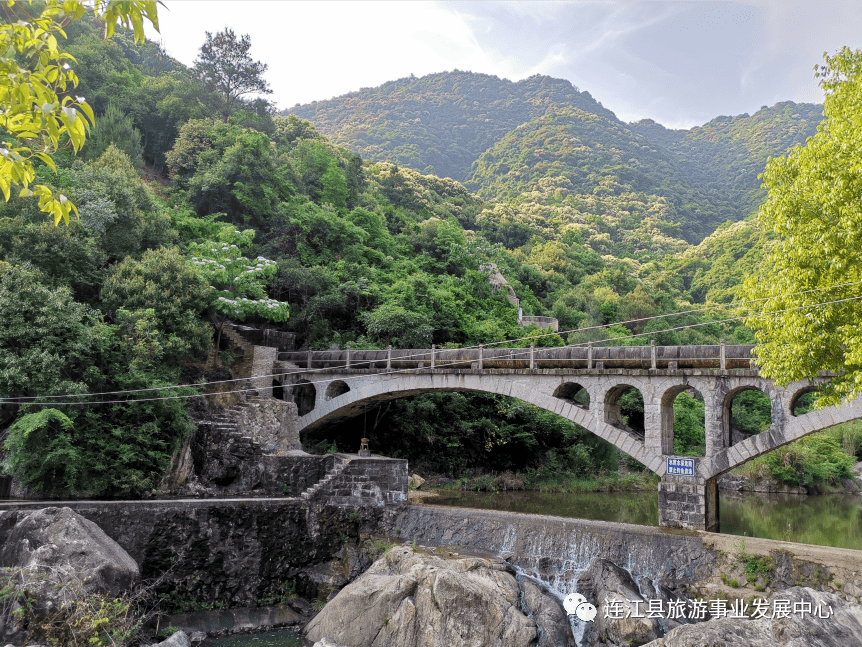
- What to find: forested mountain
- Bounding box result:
[0,17,815,495]
[287,71,821,243]
[630,102,823,221]
[286,71,616,182]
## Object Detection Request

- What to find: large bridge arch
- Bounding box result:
[263,341,862,531]
[296,372,666,474]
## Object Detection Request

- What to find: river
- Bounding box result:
[205,628,306,647]
[428,489,862,550]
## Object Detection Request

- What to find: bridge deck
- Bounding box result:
[280,343,757,371]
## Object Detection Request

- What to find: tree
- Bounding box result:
[84,103,144,168]
[0,263,95,401]
[0,0,159,224]
[193,28,271,121]
[742,48,862,407]
[187,224,289,361]
[360,304,432,348]
[100,247,212,361]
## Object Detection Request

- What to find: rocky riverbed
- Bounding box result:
[6,503,862,647]
[304,543,862,647]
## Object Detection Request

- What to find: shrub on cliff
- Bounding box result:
[762,433,855,486]
[0,264,195,497]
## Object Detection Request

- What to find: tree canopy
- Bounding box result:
[743,47,862,406]
[0,0,159,224]
[194,28,271,120]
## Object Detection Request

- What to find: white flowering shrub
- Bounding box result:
[187,224,289,324]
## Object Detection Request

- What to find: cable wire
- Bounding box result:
[4,278,862,404]
[8,292,861,407]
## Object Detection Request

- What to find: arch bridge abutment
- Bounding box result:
[247,346,858,533]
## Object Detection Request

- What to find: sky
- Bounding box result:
[145,1,862,129]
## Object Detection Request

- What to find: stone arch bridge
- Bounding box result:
[250,342,860,532]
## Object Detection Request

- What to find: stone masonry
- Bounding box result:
[250,344,862,532]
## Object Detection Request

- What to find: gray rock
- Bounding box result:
[189,631,207,643]
[520,579,575,647]
[644,587,862,647]
[152,631,191,647]
[0,507,138,614]
[578,559,660,647]
[408,474,425,489]
[305,545,537,647]
[842,478,861,493]
[313,640,349,647]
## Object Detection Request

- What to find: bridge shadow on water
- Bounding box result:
[428,489,862,551]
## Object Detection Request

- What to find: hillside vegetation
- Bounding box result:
[288,71,821,245]
[0,20,836,495]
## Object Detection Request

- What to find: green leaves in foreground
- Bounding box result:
[743,47,862,406]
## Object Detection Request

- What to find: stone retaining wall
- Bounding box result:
[0,498,399,610]
[323,456,408,506]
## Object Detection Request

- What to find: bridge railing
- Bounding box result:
[279,344,756,371]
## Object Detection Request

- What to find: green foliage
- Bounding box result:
[0,265,194,497]
[84,103,144,168]
[4,409,78,493]
[731,390,772,436]
[361,304,432,348]
[100,247,212,360]
[0,0,159,224]
[761,434,855,486]
[743,48,862,406]
[672,391,705,456]
[5,314,196,496]
[0,216,106,292]
[72,146,175,260]
[166,119,292,229]
[0,264,95,399]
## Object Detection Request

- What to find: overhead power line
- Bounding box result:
[4,291,860,407]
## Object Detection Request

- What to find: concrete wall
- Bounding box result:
[391,505,862,596]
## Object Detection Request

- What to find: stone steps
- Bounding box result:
[193,399,266,456]
[300,457,351,500]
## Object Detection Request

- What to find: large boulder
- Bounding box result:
[0,507,139,614]
[645,587,862,647]
[577,559,661,647]
[304,545,538,647]
[152,630,191,647]
[520,579,575,647]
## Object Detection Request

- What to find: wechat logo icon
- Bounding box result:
[563,592,597,622]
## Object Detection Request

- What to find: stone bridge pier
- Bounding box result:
[249,344,862,532]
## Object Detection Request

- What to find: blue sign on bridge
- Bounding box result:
[667,457,695,476]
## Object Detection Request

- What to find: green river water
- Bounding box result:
[429,489,862,550]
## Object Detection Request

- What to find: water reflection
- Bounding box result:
[429,490,862,550]
[720,491,862,550]
[431,490,659,526]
